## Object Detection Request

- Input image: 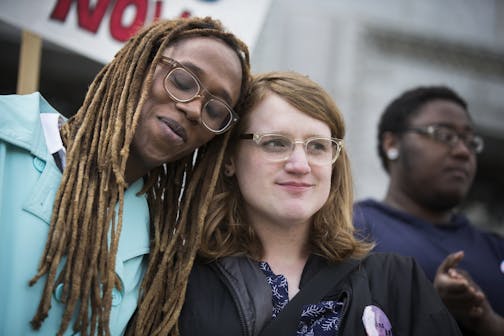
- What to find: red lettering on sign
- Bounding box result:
[49,0,189,43]
[109,0,147,41]
[51,0,111,33]
[154,0,163,21]
[50,0,73,21]
[180,10,191,18]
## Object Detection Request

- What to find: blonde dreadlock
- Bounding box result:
[29,17,250,336]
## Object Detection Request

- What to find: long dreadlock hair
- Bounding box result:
[29,17,250,336]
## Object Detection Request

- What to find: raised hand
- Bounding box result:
[434,251,504,335]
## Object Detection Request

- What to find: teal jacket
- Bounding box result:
[0,93,150,335]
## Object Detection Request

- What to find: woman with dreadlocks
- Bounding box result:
[0,17,250,335]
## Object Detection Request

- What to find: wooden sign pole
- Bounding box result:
[16,30,42,94]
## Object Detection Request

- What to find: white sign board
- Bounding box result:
[0,0,272,63]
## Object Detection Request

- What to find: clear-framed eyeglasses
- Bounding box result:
[403,125,484,154]
[240,133,344,166]
[159,57,239,134]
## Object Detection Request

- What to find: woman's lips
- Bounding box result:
[158,117,187,142]
[277,181,314,191]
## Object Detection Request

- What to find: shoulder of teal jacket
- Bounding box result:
[0,92,60,158]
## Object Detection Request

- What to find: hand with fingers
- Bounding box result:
[434,251,504,335]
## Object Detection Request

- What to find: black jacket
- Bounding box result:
[179,253,461,336]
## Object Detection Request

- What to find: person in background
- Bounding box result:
[0,17,250,335]
[179,72,461,336]
[354,86,504,335]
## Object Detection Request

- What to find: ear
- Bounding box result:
[224,157,236,177]
[382,132,400,161]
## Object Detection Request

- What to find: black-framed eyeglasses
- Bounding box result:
[240,133,344,165]
[159,57,239,134]
[403,125,484,154]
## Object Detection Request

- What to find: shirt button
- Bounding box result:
[53,283,123,305]
[53,283,64,302]
[33,157,46,172]
[111,288,122,306]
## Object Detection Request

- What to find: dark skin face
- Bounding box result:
[385,100,504,335]
[383,99,477,223]
[125,36,243,183]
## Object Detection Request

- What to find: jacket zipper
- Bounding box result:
[334,289,351,335]
[212,264,250,336]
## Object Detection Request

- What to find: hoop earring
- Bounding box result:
[387,148,399,160]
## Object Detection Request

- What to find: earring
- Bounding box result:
[224,168,233,177]
[386,148,399,160]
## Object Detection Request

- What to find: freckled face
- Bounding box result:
[128,36,242,179]
[230,93,333,229]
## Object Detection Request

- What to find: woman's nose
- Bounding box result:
[178,97,203,123]
[284,145,311,174]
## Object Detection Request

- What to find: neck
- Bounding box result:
[125,153,148,185]
[255,219,310,285]
[254,218,310,258]
[384,188,453,224]
[262,238,309,269]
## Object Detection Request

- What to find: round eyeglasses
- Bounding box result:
[159,57,239,134]
[240,133,344,166]
[403,125,484,154]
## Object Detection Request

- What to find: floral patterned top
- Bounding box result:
[258,261,344,336]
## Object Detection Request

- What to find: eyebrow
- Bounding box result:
[178,60,233,104]
[250,131,334,139]
[431,122,475,133]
